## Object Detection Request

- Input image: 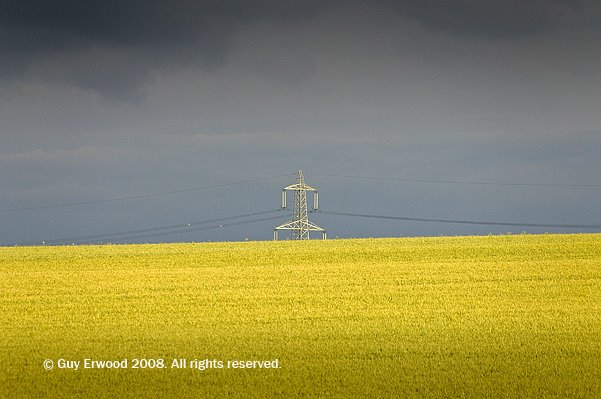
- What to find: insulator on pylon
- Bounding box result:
[314,191,319,211]
[282,190,286,209]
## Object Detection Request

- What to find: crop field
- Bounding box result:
[1,234,600,398]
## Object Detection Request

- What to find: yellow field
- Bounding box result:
[1,234,600,398]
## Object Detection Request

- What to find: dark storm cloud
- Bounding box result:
[2,0,600,96]
[0,0,334,47]
[0,0,335,95]
[3,0,597,53]
[375,0,601,38]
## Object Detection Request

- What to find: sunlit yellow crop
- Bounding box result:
[1,234,600,397]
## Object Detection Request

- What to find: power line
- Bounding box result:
[311,172,601,188]
[1,173,294,213]
[79,215,288,244]
[41,209,282,245]
[318,210,601,229]
[14,209,284,246]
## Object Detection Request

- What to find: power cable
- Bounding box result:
[1,173,294,212]
[41,209,282,245]
[311,172,601,188]
[14,209,285,246]
[72,214,287,244]
[318,210,601,229]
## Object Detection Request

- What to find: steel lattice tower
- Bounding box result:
[274,170,326,240]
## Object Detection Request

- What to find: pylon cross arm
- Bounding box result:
[275,220,324,232]
[284,183,317,191]
[275,221,302,230]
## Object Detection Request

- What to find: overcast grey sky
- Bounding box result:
[1,0,600,244]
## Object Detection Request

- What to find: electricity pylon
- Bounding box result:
[274,170,326,240]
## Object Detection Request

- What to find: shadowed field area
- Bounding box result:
[1,234,600,397]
